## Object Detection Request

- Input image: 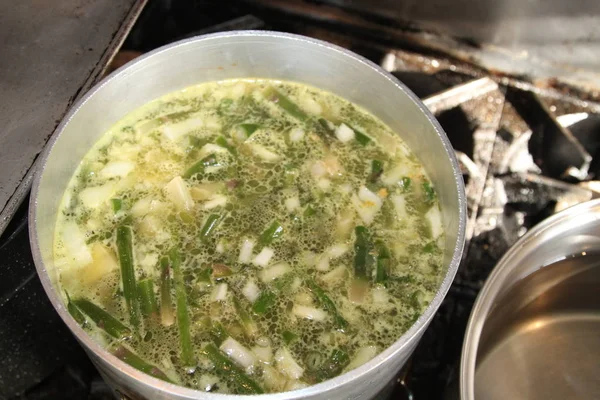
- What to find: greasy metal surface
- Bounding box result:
[475,256,600,400]
[461,199,600,400]
[29,31,466,399]
[0,0,147,236]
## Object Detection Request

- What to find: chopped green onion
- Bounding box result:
[375,241,390,284]
[233,297,258,337]
[352,126,371,146]
[239,123,259,136]
[159,256,175,326]
[252,291,276,315]
[112,346,173,383]
[423,180,436,203]
[72,298,131,339]
[183,154,218,179]
[138,279,158,318]
[369,160,384,182]
[263,86,308,122]
[303,205,316,217]
[200,344,264,394]
[282,330,298,345]
[321,349,350,378]
[210,321,229,346]
[216,136,237,155]
[65,291,86,326]
[111,198,122,214]
[353,226,371,279]
[116,225,139,328]
[169,249,194,366]
[258,220,283,246]
[400,176,412,192]
[200,214,221,241]
[423,241,437,253]
[306,280,348,331]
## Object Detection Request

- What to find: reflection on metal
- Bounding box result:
[0,0,146,236]
[423,78,499,115]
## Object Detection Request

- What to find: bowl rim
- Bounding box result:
[459,198,600,400]
[30,30,466,398]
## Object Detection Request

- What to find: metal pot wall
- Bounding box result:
[29,31,466,400]
[461,199,600,400]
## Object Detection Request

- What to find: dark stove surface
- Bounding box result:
[3,1,600,399]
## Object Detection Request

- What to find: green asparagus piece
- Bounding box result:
[321,349,350,379]
[200,344,264,394]
[306,280,348,331]
[303,205,316,217]
[183,154,218,179]
[239,123,259,136]
[111,198,122,214]
[258,220,283,246]
[72,298,131,339]
[116,225,139,328]
[252,291,276,315]
[159,256,175,326]
[65,291,86,326]
[423,241,437,254]
[375,241,391,284]
[200,214,221,241]
[138,279,158,318]
[112,346,173,383]
[353,226,371,279]
[263,86,308,122]
[169,249,194,366]
[232,297,257,336]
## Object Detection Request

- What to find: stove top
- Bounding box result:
[2,1,600,399]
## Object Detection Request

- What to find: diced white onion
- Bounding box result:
[62,221,92,266]
[372,286,389,304]
[316,178,331,191]
[238,239,255,264]
[284,196,300,212]
[290,276,302,292]
[252,345,273,364]
[426,206,443,239]
[310,161,327,178]
[230,82,247,99]
[99,161,135,178]
[220,337,256,369]
[391,194,407,220]
[203,194,227,210]
[242,280,260,303]
[216,241,225,254]
[344,346,378,372]
[292,304,327,321]
[274,347,304,379]
[165,176,194,211]
[294,292,314,306]
[289,128,305,142]
[197,143,228,160]
[259,262,291,282]
[300,96,322,115]
[256,337,271,347]
[210,283,228,302]
[247,143,281,162]
[252,247,275,267]
[262,365,286,391]
[79,183,116,209]
[327,243,349,259]
[285,380,309,391]
[381,164,409,186]
[339,183,353,194]
[351,186,383,225]
[315,255,330,272]
[335,123,355,143]
[321,265,348,286]
[161,118,204,141]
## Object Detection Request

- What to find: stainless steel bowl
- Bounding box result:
[461,199,600,400]
[30,31,466,399]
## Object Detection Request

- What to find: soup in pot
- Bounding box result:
[54,79,445,394]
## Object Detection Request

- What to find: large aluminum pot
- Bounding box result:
[461,199,600,400]
[30,31,466,400]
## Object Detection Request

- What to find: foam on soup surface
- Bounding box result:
[54,79,444,394]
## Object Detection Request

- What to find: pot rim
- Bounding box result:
[30,30,466,398]
[459,198,600,400]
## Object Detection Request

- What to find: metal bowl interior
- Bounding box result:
[461,199,600,400]
[30,31,466,399]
